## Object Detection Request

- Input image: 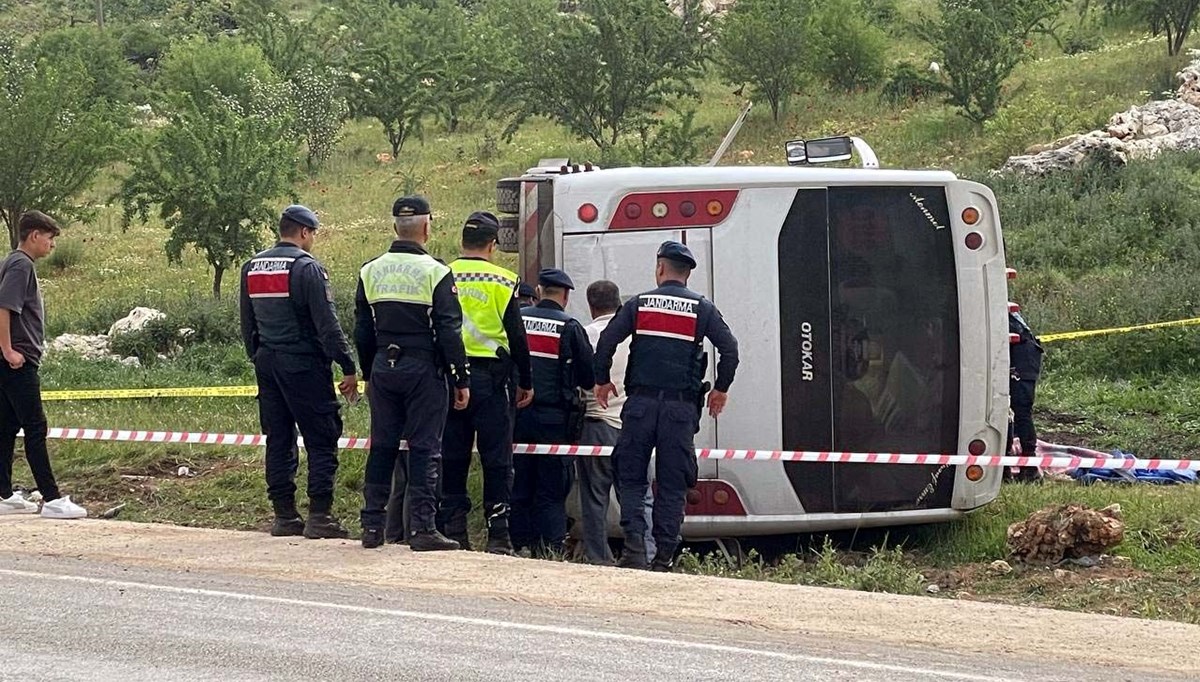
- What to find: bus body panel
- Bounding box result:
[512,166,1003,538]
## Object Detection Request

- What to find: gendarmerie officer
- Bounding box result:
[239,204,359,539]
[437,211,534,554]
[1007,311,1044,481]
[594,241,739,571]
[511,268,594,557]
[355,196,468,551]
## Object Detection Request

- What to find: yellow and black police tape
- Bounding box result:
[37,316,1200,400]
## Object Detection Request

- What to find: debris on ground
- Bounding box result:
[988,560,1014,575]
[1006,503,1125,564]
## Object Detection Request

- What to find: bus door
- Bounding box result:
[779,186,961,513]
[562,226,719,470]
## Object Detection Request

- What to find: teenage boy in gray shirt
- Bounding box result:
[0,211,86,518]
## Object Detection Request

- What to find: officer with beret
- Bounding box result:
[355,196,468,551]
[1007,311,1044,481]
[516,282,539,308]
[595,241,739,571]
[239,204,359,539]
[437,210,534,554]
[511,268,595,557]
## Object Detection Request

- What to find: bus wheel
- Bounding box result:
[496,180,521,214]
[714,538,747,567]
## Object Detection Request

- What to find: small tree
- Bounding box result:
[1107,0,1200,55]
[119,86,299,298]
[716,0,813,121]
[26,26,137,105]
[808,1,890,92]
[290,64,347,171]
[0,43,121,249]
[340,1,440,157]
[499,0,709,152]
[919,0,1065,124]
[156,36,278,111]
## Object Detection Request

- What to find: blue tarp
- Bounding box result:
[1069,450,1199,485]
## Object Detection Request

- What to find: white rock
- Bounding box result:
[108,307,166,336]
[988,559,1013,575]
[926,584,941,594]
[119,356,141,368]
[47,334,111,361]
[176,466,191,477]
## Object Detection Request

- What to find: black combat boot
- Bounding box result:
[485,503,514,556]
[439,500,472,551]
[409,530,461,552]
[616,535,648,570]
[650,555,674,572]
[270,499,304,537]
[361,528,384,549]
[304,513,350,539]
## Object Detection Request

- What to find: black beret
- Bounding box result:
[392,195,431,217]
[657,240,697,269]
[282,204,319,229]
[463,210,500,237]
[538,268,575,290]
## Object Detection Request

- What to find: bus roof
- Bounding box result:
[547,166,960,192]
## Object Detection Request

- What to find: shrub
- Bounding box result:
[808,2,889,92]
[45,239,84,272]
[880,61,939,105]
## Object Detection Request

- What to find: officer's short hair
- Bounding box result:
[586,280,620,313]
[658,257,691,277]
[278,216,309,238]
[540,285,567,299]
[18,211,60,242]
[394,214,428,238]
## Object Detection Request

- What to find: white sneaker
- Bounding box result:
[0,493,39,515]
[40,495,88,519]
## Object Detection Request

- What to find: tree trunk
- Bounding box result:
[95,0,104,28]
[212,265,225,299]
[5,208,20,250]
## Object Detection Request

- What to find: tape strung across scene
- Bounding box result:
[34,427,1200,471]
[1040,316,1200,343]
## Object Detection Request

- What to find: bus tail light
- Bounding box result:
[609,190,739,230]
[1009,333,1020,344]
[961,207,981,225]
[1008,302,1020,313]
[964,232,984,250]
[966,465,985,481]
[578,203,598,223]
[685,480,747,516]
[1006,268,1017,280]
[968,439,987,456]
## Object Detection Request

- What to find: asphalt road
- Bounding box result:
[0,552,1182,682]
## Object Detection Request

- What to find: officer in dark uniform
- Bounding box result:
[511,268,595,557]
[595,241,739,571]
[437,211,534,555]
[1007,311,1044,481]
[355,196,469,551]
[239,204,359,539]
[516,282,539,308]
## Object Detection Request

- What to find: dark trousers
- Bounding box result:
[361,356,449,533]
[612,396,698,560]
[1006,376,1038,455]
[254,349,343,514]
[0,364,60,501]
[511,406,573,554]
[576,419,655,564]
[439,362,514,531]
[385,451,410,543]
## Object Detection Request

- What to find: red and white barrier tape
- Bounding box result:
[35,427,1200,471]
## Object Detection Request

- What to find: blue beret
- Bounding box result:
[393,195,431,217]
[538,268,575,290]
[282,204,319,230]
[517,282,538,299]
[464,210,500,236]
[657,240,696,269]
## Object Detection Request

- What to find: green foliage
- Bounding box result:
[338,0,442,157]
[119,85,299,298]
[495,0,709,152]
[26,26,137,105]
[979,92,1095,165]
[880,61,939,105]
[716,0,813,121]
[1105,0,1200,55]
[0,40,123,248]
[45,238,84,272]
[808,1,890,92]
[1061,22,1106,53]
[156,36,278,111]
[618,106,713,166]
[290,65,347,172]
[919,0,1067,123]
[119,22,172,70]
[108,317,180,364]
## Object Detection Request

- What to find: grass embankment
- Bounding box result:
[16,14,1200,624]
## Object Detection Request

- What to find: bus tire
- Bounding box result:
[497,214,520,253]
[496,180,521,214]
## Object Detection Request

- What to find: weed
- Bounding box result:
[45,238,85,272]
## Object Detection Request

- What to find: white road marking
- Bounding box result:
[0,567,1008,681]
